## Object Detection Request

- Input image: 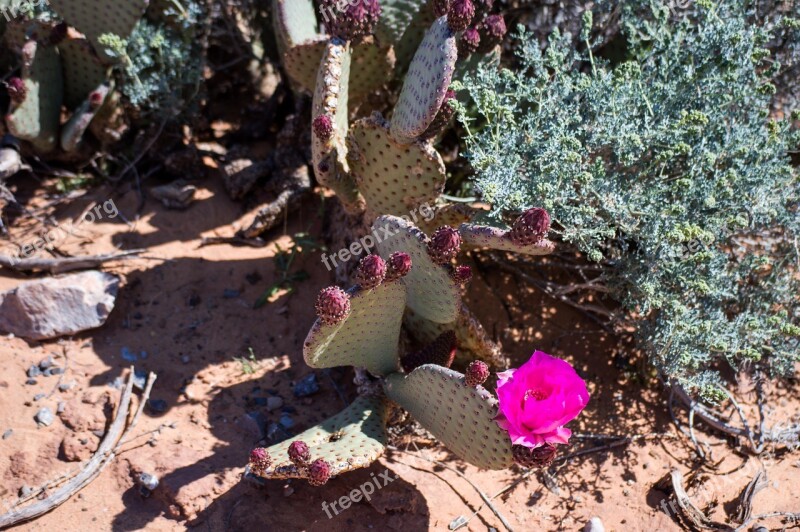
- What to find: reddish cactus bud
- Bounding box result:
[465,360,489,386]
[428,226,461,265]
[477,14,506,53]
[288,441,311,466]
[512,443,558,468]
[421,90,457,140]
[385,251,412,282]
[452,265,472,284]
[321,0,381,42]
[49,22,69,46]
[249,447,272,475]
[89,90,105,111]
[433,0,451,17]
[6,78,26,104]
[459,27,481,56]
[447,0,475,33]
[308,458,332,486]
[508,208,551,246]
[401,330,457,372]
[315,286,351,325]
[313,115,334,140]
[355,254,387,290]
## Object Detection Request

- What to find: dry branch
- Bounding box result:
[0,250,145,274]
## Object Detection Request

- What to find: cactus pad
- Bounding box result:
[392,0,437,72]
[48,0,148,62]
[6,40,63,153]
[249,396,390,481]
[61,83,110,152]
[417,202,477,234]
[58,33,109,109]
[348,114,446,219]
[304,281,406,376]
[459,223,555,256]
[384,364,514,469]
[390,16,457,144]
[272,0,319,48]
[373,215,460,324]
[283,36,328,90]
[375,0,428,46]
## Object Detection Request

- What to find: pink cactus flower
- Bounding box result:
[495,351,589,448]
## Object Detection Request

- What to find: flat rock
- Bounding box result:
[0,271,120,340]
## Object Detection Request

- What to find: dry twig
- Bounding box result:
[0,249,145,274]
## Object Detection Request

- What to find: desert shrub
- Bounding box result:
[455,0,800,400]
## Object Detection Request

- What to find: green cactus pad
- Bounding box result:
[405,304,507,368]
[304,281,406,376]
[61,83,110,152]
[272,0,318,50]
[348,114,446,219]
[252,396,390,481]
[6,40,63,153]
[284,36,395,103]
[392,0,436,73]
[311,39,365,214]
[384,364,514,469]
[417,202,479,234]
[459,224,556,256]
[58,34,110,109]
[390,16,456,144]
[49,0,148,62]
[373,215,460,324]
[375,0,428,46]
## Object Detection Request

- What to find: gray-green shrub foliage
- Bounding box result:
[455,0,800,400]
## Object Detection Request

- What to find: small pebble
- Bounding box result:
[266,396,284,411]
[27,365,41,378]
[59,382,76,392]
[279,415,295,429]
[35,408,54,427]
[181,355,191,365]
[121,347,138,363]
[19,486,34,497]
[25,379,38,386]
[283,486,294,497]
[293,374,319,398]
[39,356,54,370]
[584,517,605,532]
[573,494,583,503]
[2,429,13,440]
[33,393,46,402]
[138,473,159,491]
[48,367,64,376]
[148,399,168,414]
[57,401,66,414]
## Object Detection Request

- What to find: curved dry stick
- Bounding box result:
[0,368,156,529]
[0,249,145,274]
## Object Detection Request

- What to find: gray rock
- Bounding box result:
[584,517,605,532]
[33,393,45,402]
[2,429,12,439]
[59,381,76,392]
[57,401,66,414]
[27,365,41,378]
[267,396,284,411]
[18,486,34,498]
[279,414,295,429]
[293,374,319,398]
[35,407,54,427]
[39,356,54,370]
[25,378,37,386]
[138,473,159,491]
[0,271,120,340]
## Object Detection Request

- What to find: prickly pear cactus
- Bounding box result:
[304,281,407,376]
[48,0,149,62]
[6,40,63,153]
[384,364,514,469]
[347,114,446,220]
[58,34,110,110]
[374,215,460,324]
[249,396,390,482]
[390,16,457,144]
[459,223,556,256]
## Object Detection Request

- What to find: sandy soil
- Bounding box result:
[1,176,798,531]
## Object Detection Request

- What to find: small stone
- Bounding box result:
[279,415,295,429]
[35,407,54,427]
[293,374,319,398]
[19,486,34,498]
[148,399,168,414]
[181,355,191,365]
[283,485,294,497]
[59,382,76,392]
[584,517,605,532]
[57,401,66,414]
[266,396,284,411]
[25,379,38,386]
[27,365,41,378]
[2,429,12,439]
[46,367,64,376]
[138,473,159,491]
[33,393,46,401]
[39,356,55,369]
[121,347,138,362]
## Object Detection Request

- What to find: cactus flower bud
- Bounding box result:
[288,441,311,466]
[315,286,351,325]
[508,208,551,246]
[401,330,457,372]
[6,78,26,104]
[452,265,472,284]
[321,0,381,42]
[512,443,558,468]
[459,27,481,56]
[386,251,412,282]
[249,447,272,475]
[428,226,461,264]
[447,0,475,33]
[355,254,387,290]
[477,15,506,53]
[313,115,334,140]
[89,90,105,111]
[465,360,489,386]
[421,90,457,140]
[308,458,332,486]
[433,0,451,17]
